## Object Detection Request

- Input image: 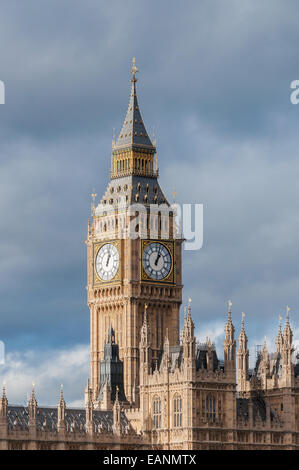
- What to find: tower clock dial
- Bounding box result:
[143,242,172,280]
[96,243,119,281]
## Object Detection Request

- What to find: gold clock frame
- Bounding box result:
[141,239,175,284]
[93,240,121,285]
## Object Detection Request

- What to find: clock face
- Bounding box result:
[96,243,119,281]
[143,242,172,280]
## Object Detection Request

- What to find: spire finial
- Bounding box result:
[286,305,290,322]
[91,190,97,206]
[241,312,245,328]
[228,300,232,319]
[131,57,138,82]
[115,385,119,403]
[188,297,192,316]
[172,188,177,204]
[2,381,6,399]
[278,314,283,331]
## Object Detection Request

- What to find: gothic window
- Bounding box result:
[206,395,216,421]
[173,395,182,428]
[153,396,162,430]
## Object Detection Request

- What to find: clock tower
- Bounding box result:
[86,59,183,405]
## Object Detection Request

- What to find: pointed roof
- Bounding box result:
[114,58,155,152]
[238,312,248,349]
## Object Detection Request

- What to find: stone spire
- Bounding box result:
[238,312,248,352]
[276,315,283,354]
[182,297,195,341]
[283,306,293,349]
[140,303,150,346]
[263,337,268,360]
[237,313,249,394]
[85,381,94,436]
[28,384,37,422]
[113,386,121,436]
[140,304,152,385]
[57,384,66,432]
[282,306,294,372]
[261,337,269,386]
[182,298,195,368]
[0,385,8,418]
[28,384,38,442]
[114,58,155,151]
[224,300,236,371]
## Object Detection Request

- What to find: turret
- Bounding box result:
[0,385,8,441]
[0,385,8,419]
[139,304,152,373]
[237,313,249,395]
[224,300,236,374]
[28,385,38,445]
[57,385,66,433]
[281,306,294,385]
[182,298,195,362]
[261,337,269,388]
[85,381,94,436]
[275,315,283,354]
[28,385,37,424]
[100,377,112,411]
[113,386,121,437]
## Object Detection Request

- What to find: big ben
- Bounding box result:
[86,59,183,405]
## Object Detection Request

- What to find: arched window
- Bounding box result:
[173,395,182,428]
[206,395,216,421]
[153,396,161,429]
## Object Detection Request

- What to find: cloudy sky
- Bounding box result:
[0,0,299,406]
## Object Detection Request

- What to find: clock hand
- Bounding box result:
[154,247,162,266]
[106,247,111,267]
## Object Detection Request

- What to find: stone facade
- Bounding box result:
[1,59,298,450]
